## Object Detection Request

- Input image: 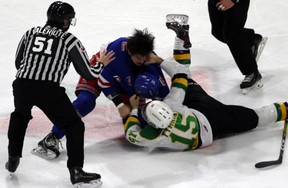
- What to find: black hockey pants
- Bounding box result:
[183,79,259,138]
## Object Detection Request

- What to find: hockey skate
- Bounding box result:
[166,14,192,48]
[70,167,102,188]
[252,34,268,62]
[5,156,20,174]
[240,71,263,94]
[31,132,62,160]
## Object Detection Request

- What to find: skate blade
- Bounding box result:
[74,179,103,188]
[166,14,189,25]
[256,37,268,62]
[31,146,58,160]
[241,81,263,94]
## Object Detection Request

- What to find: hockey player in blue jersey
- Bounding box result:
[31,16,192,160]
[99,14,193,120]
[97,28,170,120]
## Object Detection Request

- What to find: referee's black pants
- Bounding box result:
[8,78,85,168]
[208,0,258,75]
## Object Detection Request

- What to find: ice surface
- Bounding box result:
[1,0,288,187]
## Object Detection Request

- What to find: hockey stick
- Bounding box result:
[255,119,288,168]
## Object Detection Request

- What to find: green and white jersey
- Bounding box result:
[124,59,213,151]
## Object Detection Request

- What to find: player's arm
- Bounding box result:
[98,69,132,119]
[97,70,120,104]
[123,95,162,147]
[124,95,143,144]
[145,53,190,78]
[157,57,191,107]
[124,115,162,147]
[163,73,188,108]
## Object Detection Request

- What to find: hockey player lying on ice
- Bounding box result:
[124,53,288,151]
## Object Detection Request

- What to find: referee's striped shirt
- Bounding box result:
[15,25,103,84]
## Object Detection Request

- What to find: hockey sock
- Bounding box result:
[254,104,278,127]
[173,37,191,65]
[174,37,186,50]
[274,102,288,121]
[255,102,288,127]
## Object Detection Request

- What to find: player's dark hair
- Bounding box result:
[127,28,155,56]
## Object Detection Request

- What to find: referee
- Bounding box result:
[5,1,114,187]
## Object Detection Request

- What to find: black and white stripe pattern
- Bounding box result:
[15,25,102,83]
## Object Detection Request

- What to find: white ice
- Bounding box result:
[1,0,288,187]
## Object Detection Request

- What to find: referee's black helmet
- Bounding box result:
[47,1,76,29]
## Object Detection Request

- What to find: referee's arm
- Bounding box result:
[15,35,26,69]
[69,46,104,81]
